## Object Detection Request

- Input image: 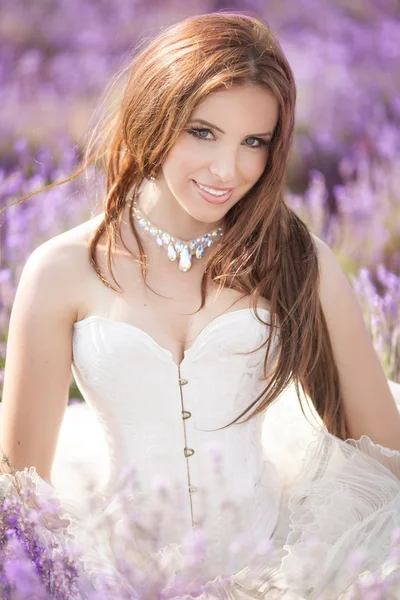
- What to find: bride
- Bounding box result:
[1,11,399,599]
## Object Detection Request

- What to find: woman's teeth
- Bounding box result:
[196,182,230,197]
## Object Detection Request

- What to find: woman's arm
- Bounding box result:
[1,238,80,484]
[313,234,400,451]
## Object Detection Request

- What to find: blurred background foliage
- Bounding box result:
[0,0,399,400]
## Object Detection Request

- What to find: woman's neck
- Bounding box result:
[133,178,223,242]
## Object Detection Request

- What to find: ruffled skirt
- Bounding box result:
[1,383,399,599]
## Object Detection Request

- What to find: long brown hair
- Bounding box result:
[2,12,348,439]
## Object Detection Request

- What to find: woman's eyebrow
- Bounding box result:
[189,118,273,137]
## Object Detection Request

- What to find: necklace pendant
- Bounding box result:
[167,243,177,262]
[175,240,184,253]
[179,245,192,272]
[132,200,223,272]
[196,244,205,259]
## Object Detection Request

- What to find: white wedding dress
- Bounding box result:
[1,307,400,599]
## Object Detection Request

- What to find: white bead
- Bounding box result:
[167,243,177,261]
[179,246,192,271]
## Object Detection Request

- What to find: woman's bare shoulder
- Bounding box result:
[25,213,105,319]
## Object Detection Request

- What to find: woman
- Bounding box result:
[1,11,399,599]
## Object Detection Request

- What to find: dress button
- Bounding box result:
[184,447,195,457]
[188,486,197,494]
[182,410,191,420]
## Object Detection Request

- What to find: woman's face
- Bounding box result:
[160,84,279,225]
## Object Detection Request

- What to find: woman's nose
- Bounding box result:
[208,151,237,183]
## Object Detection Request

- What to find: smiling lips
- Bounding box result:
[196,181,233,193]
[193,180,234,204]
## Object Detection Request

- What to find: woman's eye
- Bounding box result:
[245,137,269,149]
[187,127,269,149]
[188,127,213,140]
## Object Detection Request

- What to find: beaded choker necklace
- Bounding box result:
[132,199,223,272]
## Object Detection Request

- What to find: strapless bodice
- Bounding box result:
[71,308,283,567]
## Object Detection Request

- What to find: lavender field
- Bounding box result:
[0,0,400,397]
[0,4,400,598]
